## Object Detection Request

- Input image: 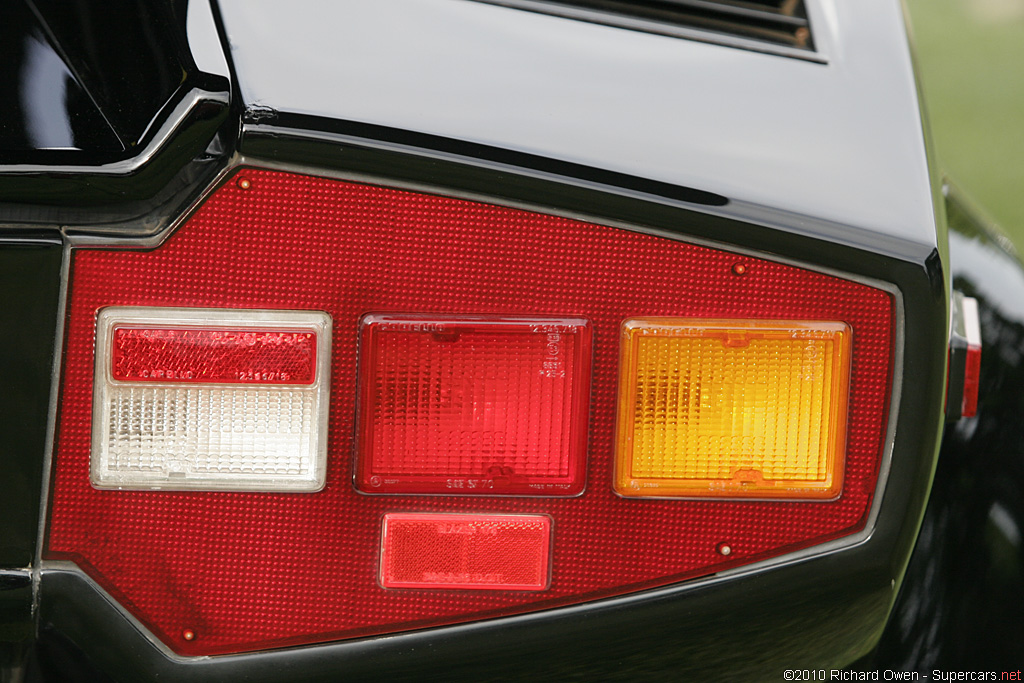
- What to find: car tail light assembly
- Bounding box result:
[46,168,894,656]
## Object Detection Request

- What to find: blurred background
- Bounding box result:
[905,0,1024,251]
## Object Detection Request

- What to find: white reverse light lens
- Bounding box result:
[91,307,332,491]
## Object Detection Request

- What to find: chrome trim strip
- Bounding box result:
[33,236,72,618]
[66,159,238,250]
[963,296,981,348]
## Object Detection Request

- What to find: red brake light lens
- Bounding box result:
[356,315,591,496]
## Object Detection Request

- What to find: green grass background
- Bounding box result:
[906,0,1024,250]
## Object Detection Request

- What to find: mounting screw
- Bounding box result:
[183,629,196,641]
[237,177,252,190]
[731,263,747,276]
[716,543,733,556]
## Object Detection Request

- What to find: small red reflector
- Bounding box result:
[356,315,591,495]
[380,513,552,591]
[961,296,982,418]
[112,327,317,385]
[962,343,981,418]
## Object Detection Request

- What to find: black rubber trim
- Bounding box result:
[0,238,62,568]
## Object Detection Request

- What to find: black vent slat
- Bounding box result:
[650,0,808,28]
[475,0,816,54]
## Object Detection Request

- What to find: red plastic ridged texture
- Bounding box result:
[380,513,552,590]
[356,316,591,495]
[47,169,893,656]
[112,327,317,384]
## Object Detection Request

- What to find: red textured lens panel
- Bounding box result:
[356,315,591,495]
[380,513,552,590]
[47,169,893,656]
[112,327,317,384]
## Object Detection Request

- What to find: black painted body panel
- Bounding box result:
[1,0,1023,679]
[218,0,937,252]
[0,240,62,568]
[869,188,1024,670]
[0,0,231,234]
[0,1,121,155]
[1,0,212,161]
[0,239,62,677]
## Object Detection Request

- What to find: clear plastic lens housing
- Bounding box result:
[614,319,852,500]
[91,307,332,491]
[355,314,591,496]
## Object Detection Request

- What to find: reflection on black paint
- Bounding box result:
[0,0,195,157]
[868,190,1024,669]
[21,32,75,149]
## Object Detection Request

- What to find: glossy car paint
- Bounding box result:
[869,188,1024,669]
[219,0,938,250]
[0,0,1020,678]
[0,0,230,234]
[0,238,62,674]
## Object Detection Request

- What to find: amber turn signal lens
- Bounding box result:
[614,319,851,500]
